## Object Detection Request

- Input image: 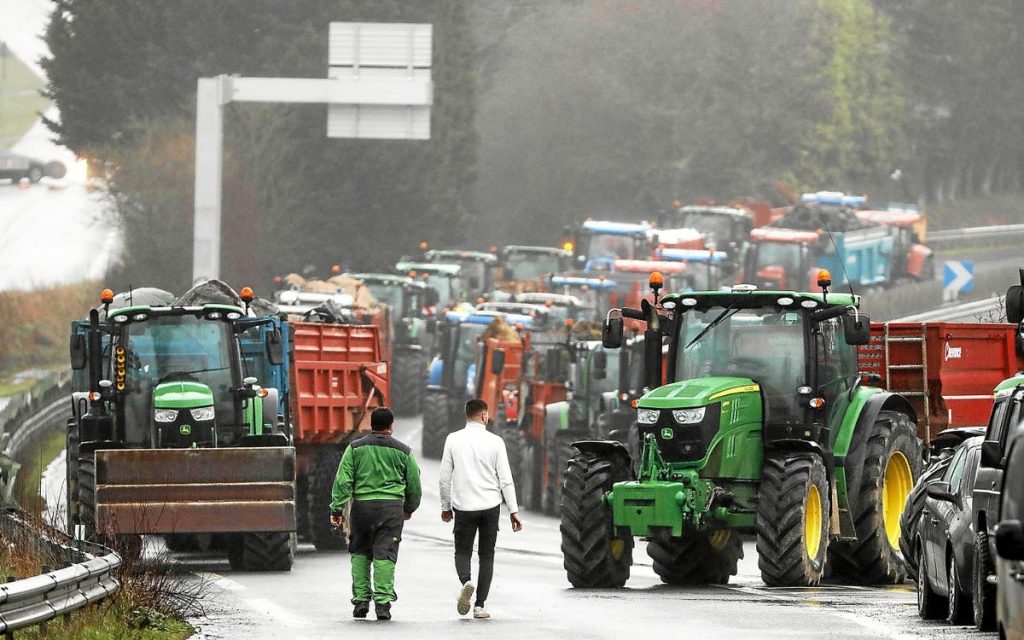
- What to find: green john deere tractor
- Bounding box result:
[560,273,922,588]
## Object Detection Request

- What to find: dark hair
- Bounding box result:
[465,399,488,419]
[370,407,394,431]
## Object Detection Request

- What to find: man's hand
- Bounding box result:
[441,510,453,523]
[510,512,523,532]
[330,514,344,530]
[403,512,413,521]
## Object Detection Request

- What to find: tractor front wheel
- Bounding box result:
[307,447,346,550]
[829,410,921,584]
[560,450,632,588]
[543,434,576,516]
[421,391,449,459]
[228,532,296,572]
[756,453,829,587]
[391,351,424,416]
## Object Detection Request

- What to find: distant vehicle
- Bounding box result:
[913,437,983,624]
[0,150,65,183]
[994,434,1024,639]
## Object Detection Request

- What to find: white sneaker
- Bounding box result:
[473,606,490,619]
[457,582,475,616]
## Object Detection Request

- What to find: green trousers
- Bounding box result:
[351,553,397,604]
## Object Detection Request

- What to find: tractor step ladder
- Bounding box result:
[882,323,931,449]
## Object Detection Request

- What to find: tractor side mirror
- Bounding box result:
[1007,284,1024,324]
[842,312,871,346]
[543,349,566,381]
[981,440,1004,468]
[926,481,954,502]
[265,328,284,366]
[593,350,608,380]
[996,520,1024,560]
[491,348,506,375]
[602,316,624,349]
[70,334,87,370]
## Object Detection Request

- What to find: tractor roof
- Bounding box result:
[424,249,498,264]
[444,309,534,328]
[549,275,618,290]
[994,374,1024,396]
[855,209,924,227]
[676,205,751,218]
[662,289,860,310]
[502,245,571,257]
[346,272,413,286]
[750,228,821,244]
[515,292,584,307]
[657,248,728,264]
[395,261,462,277]
[612,259,687,274]
[106,303,247,319]
[581,220,652,235]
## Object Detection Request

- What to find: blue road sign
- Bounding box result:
[944,260,974,298]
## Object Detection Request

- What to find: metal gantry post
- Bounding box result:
[191,76,225,283]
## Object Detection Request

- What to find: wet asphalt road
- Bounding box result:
[177,416,985,640]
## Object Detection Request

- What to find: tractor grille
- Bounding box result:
[637,404,721,463]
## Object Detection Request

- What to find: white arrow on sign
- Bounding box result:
[943,261,973,302]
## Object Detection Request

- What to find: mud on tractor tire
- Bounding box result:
[391,351,425,416]
[829,410,921,584]
[647,530,744,585]
[756,453,830,587]
[421,391,449,460]
[560,450,632,588]
[307,447,347,551]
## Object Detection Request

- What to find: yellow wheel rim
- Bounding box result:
[709,530,731,551]
[610,538,625,561]
[804,484,823,560]
[883,450,913,549]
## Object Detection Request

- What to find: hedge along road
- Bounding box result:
[121,415,973,640]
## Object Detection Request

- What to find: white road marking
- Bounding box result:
[242,597,311,628]
[200,572,247,592]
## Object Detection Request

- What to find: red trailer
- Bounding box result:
[289,321,390,550]
[857,322,1024,444]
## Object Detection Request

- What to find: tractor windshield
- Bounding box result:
[124,315,237,440]
[505,252,562,279]
[585,233,642,260]
[677,211,734,246]
[361,281,403,310]
[454,323,487,397]
[675,305,806,425]
[751,242,802,286]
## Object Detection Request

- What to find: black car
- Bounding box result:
[900,427,986,575]
[915,436,983,624]
[994,431,1024,639]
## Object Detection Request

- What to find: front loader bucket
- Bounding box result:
[94,447,296,535]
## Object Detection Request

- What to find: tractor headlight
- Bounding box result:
[190,406,215,421]
[672,407,706,424]
[637,409,660,424]
[154,409,179,423]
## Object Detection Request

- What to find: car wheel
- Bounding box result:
[947,553,971,624]
[917,548,946,620]
[27,165,43,184]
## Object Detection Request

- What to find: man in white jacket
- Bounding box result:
[439,399,524,620]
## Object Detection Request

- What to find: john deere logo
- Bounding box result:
[660,427,674,440]
[179,425,192,435]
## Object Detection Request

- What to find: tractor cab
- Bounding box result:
[568,220,653,271]
[659,205,754,257]
[498,245,572,293]
[656,248,732,290]
[395,261,465,309]
[547,275,619,319]
[422,249,500,299]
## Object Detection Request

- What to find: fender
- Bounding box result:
[543,400,570,443]
[571,439,632,472]
[835,390,917,520]
[426,356,444,390]
[906,244,932,279]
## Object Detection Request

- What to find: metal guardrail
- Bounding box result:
[0,511,121,634]
[895,295,1004,323]
[928,223,1024,247]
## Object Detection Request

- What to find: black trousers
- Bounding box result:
[349,499,405,561]
[453,506,500,607]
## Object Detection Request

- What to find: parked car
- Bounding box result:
[915,436,983,624]
[973,374,1024,631]
[901,427,986,575]
[0,150,65,183]
[994,432,1024,639]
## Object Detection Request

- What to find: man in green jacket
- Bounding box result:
[331,407,422,621]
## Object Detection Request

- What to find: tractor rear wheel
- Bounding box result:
[756,453,829,587]
[829,410,921,584]
[295,472,310,540]
[543,434,576,516]
[229,532,296,571]
[421,391,449,459]
[307,447,346,550]
[647,530,744,585]
[391,351,424,416]
[77,455,96,540]
[66,420,79,535]
[560,450,632,588]
[499,427,527,509]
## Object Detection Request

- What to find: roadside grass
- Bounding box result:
[0,281,97,378]
[0,53,48,147]
[927,193,1024,230]
[14,425,66,517]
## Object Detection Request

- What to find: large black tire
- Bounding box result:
[560,450,632,588]
[421,391,449,459]
[829,411,922,584]
[391,351,424,416]
[947,553,970,624]
[518,438,542,512]
[647,530,744,585]
[917,549,946,620]
[164,534,197,553]
[77,455,96,539]
[543,434,576,516]
[307,447,346,551]
[973,530,997,630]
[499,427,527,509]
[756,454,830,587]
[295,472,310,540]
[66,420,79,535]
[229,532,296,572]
